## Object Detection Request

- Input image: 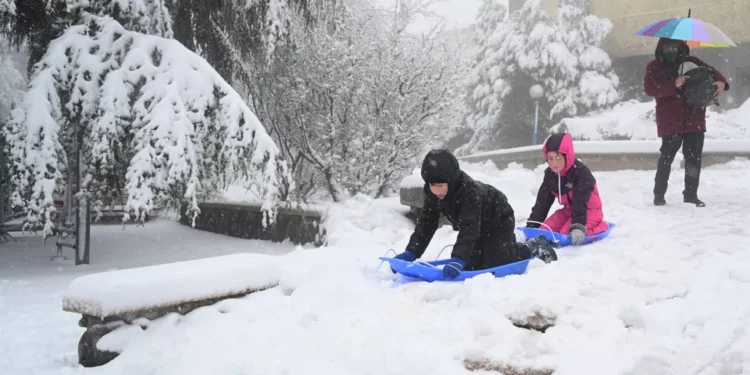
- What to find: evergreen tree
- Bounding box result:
[3,16,290,234]
[460,0,619,152]
[459,0,507,154]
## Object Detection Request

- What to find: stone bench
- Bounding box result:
[62,253,280,367]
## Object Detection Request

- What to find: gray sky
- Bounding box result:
[371,0,484,34]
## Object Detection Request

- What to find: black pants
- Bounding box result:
[654,132,705,200]
[465,222,532,271]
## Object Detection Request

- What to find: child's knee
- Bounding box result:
[544,216,570,233]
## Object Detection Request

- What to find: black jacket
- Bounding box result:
[405,151,515,263]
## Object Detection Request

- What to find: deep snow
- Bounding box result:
[2,158,750,375]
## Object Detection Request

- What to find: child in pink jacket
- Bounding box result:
[525,133,609,245]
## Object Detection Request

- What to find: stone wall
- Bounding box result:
[180,202,325,246]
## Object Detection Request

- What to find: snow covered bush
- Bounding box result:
[3,15,290,234]
[459,0,620,153]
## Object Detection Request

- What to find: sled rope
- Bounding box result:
[377,249,398,270]
[434,244,453,260]
[414,244,454,268]
[444,262,462,275]
[524,221,559,243]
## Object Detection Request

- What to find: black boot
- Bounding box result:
[525,235,558,263]
[684,197,705,207]
[654,195,666,206]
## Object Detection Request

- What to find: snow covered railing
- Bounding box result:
[180,202,325,246]
[62,254,281,367]
[459,139,750,172]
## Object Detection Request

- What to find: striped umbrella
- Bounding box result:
[635,13,737,48]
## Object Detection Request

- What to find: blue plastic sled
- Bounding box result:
[379,256,531,282]
[517,222,616,247]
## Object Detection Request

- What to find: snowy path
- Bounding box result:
[2,160,750,375]
[0,220,296,375]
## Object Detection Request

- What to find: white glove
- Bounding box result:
[569,224,586,246]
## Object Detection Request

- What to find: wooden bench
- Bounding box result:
[62,253,281,367]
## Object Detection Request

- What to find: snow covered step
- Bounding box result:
[62,253,281,319]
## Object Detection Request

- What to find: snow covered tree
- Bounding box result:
[0,0,13,17]
[234,0,462,201]
[3,15,290,235]
[169,0,342,86]
[2,0,172,71]
[0,40,25,120]
[459,0,619,152]
[554,0,620,112]
[459,0,507,154]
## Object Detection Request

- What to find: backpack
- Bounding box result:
[680,66,718,109]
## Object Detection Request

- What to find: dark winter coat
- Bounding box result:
[526,133,603,229]
[644,38,729,137]
[405,150,517,269]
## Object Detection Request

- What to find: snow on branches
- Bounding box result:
[244,2,462,200]
[3,15,290,233]
[62,0,173,37]
[0,0,14,16]
[462,0,508,153]
[461,0,620,151]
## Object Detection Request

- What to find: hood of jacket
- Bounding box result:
[655,37,690,66]
[542,132,576,176]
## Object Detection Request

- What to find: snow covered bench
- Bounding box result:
[62,253,281,367]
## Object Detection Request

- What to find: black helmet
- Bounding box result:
[421,149,461,185]
[681,66,718,109]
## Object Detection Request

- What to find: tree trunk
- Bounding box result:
[324,167,345,202]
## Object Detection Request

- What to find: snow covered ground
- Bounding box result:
[552,98,750,141]
[2,158,750,375]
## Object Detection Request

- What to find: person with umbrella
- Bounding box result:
[640,15,734,207]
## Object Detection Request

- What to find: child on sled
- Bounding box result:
[526,133,609,246]
[392,149,559,279]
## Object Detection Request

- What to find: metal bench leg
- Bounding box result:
[0,228,16,243]
[77,315,123,367]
